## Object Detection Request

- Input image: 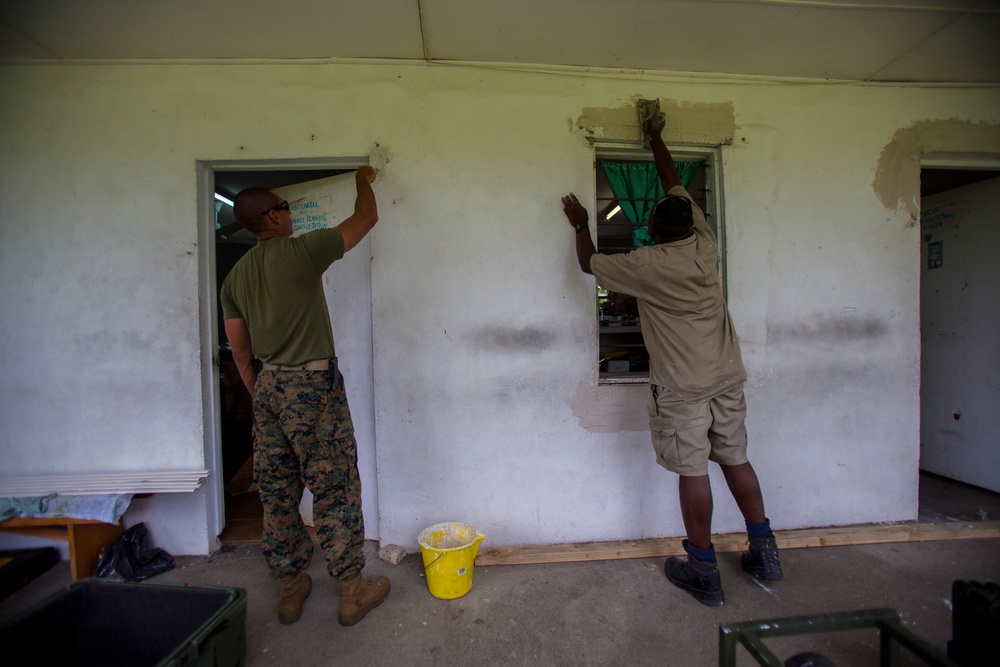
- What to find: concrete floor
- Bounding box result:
[2,535,999,666]
[3,473,1000,665]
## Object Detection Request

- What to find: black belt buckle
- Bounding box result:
[328,356,339,391]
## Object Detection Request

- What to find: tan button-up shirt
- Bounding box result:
[591,185,745,401]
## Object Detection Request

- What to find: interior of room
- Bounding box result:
[213,168,346,541]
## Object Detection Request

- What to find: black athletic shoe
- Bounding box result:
[741,536,783,581]
[665,553,725,607]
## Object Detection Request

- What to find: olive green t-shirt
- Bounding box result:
[220,228,345,365]
[590,185,745,401]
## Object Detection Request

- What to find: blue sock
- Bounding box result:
[747,518,773,539]
[684,540,717,562]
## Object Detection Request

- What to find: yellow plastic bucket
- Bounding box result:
[418,522,486,599]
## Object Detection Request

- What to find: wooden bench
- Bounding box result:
[0,516,124,581]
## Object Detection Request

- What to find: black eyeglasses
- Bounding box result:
[259,200,290,216]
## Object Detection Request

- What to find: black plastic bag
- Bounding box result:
[94,522,174,581]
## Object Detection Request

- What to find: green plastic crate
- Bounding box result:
[0,578,246,666]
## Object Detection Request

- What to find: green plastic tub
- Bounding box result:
[0,578,246,666]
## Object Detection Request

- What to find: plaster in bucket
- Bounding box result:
[418,522,485,599]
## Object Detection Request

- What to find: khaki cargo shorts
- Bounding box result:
[647,382,748,476]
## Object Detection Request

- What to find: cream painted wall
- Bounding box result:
[1,63,998,555]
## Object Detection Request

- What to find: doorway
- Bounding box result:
[918,164,1000,518]
[200,159,377,544]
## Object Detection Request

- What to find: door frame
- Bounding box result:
[196,157,369,541]
[917,152,1000,493]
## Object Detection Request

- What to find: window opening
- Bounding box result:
[594,145,724,383]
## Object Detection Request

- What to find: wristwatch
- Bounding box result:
[575,221,588,233]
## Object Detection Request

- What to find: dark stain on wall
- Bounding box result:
[472,325,556,352]
[767,314,888,344]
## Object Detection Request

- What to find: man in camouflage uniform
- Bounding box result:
[221,165,389,626]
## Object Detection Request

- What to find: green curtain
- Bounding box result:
[601,161,663,225]
[601,160,700,247]
[676,162,699,190]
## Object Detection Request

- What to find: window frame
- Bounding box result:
[591,141,728,384]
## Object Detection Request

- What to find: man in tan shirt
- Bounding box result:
[559,110,782,606]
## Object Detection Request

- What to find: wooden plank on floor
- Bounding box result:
[475,521,1000,567]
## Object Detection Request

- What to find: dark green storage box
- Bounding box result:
[0,578,246,666]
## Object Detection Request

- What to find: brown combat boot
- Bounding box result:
[278,572,312,625]
[338,572,390,626]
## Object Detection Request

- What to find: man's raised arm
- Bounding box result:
[337,165,379,253]
[561,193,596,275]
[644,104,681,194]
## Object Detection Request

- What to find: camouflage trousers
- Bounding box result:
[253,369,365,579]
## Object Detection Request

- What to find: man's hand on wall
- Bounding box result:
[356,165,377,185]
[644,110,665,140]
[561,193,589,231]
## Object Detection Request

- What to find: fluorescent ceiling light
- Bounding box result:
[214,193,234,206]
[605,204,621,221]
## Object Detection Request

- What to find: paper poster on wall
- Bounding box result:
[291,195,334,233]
[927,240,943,269]
[920,201,962,232]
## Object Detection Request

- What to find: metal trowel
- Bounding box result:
[638,98,661,150]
